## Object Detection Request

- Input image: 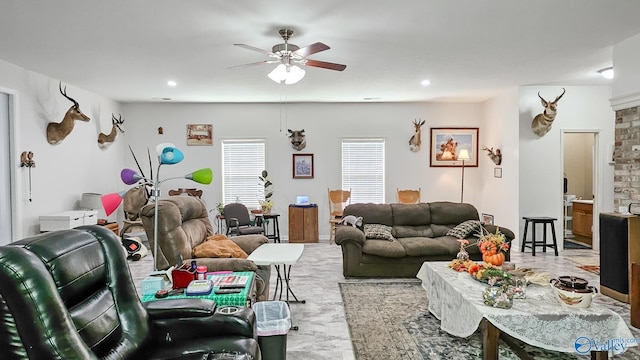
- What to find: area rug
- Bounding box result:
[565,255,599,267]
[578,265,600,275]
[339,282,585,360]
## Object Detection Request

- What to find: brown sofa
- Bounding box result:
[140,196,271,301]
[334,202,514,277]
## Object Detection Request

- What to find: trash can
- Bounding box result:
[252,301,291,360]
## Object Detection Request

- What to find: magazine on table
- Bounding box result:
[208,274,249,287]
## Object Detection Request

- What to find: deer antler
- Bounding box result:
[59,82,78,108]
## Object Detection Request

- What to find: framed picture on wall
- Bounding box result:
[481,213,494,225]
[293,154,314,179]
[429,127,479,167]
[186,124,213,146]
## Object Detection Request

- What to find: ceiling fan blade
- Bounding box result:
[293,42,330,58]
[233,44,277,57]
[228,60,279,70]
[304,59,347,71]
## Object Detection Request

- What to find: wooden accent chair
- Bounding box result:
[328,189,351,243]
[397,188,421,204]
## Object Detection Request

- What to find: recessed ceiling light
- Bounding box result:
[167,80,177,87]
[421,79,431,86]
[598,67,614,79]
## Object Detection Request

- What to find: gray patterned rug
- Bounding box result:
[340,282,640,360]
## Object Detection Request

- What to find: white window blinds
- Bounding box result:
[342,139,385,204]
[222,139,265,209]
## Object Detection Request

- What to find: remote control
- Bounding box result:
[219,284,246,289]
[214,288,242,294]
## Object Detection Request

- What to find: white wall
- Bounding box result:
[613,32,640,100]
[518,86,615,252]
[480,88,520,241]
[0,59,125,240]
[122,101,491,240]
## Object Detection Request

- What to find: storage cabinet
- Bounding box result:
[288,205,318,243]
[572,201,593,238]
[599,213,640,303]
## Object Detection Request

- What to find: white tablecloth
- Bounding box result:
[416,262,636,354]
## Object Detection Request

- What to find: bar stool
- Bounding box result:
[521,216,559,256]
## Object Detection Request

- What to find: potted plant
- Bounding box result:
[215,202,225,217]
[259,170,273,214]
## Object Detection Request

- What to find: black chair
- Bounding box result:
[0,226,261,360]
[224,203,266,236]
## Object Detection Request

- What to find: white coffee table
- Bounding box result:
[247,243,305,304]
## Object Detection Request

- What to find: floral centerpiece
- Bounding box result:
[476,226,509,266]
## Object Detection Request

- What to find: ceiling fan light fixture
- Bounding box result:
[267,64,306,85]
[598,66,614,79]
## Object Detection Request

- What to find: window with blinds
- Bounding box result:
[222,139,265,209]
[342,139,385,204]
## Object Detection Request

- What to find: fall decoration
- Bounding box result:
[476,226,509,266]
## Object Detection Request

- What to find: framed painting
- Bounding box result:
[481,213,494,225]
[429,127,479,167]
[186,124,213,146]
[293,153,314,179]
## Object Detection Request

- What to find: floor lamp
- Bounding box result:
[458,149,470,203]
[102,143,212,271]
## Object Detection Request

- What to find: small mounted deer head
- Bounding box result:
[531,88,565,137]
[409,119,425,152]
[288,129,306,151]
[98,114,125,145]
[46,82,90,144]
[482,146,502,165]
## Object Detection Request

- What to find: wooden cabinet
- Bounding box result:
[599,213,640,303]
[572,201,593,238]
[288,205,318,243]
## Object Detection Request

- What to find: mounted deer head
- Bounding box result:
[482,146,502,165]
[288,129,307,151]
[46,82,90,144]
[531,88,565,137]
[98,114,125,145]
[409,119,425,152]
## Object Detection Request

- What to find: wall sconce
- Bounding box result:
[20,151,35,202]
[598,67,614,79]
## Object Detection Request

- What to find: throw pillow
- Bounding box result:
[446,220,481,239]
[364,224,396,241]
[193,234,248,259]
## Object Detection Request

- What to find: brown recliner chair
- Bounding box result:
[140,196,271,301]
[0,226,260,359]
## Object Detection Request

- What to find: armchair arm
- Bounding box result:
[195,257,258,272]
[144,299,257,342]
[335,226,366,247]
[231,234,269,254]
[484,224,515,242]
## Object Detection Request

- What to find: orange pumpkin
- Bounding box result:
[479,241,498,255]
[482,252,505,266]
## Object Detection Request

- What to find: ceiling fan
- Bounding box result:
[229,28,347,84]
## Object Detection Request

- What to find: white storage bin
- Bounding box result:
[40,211,88,232]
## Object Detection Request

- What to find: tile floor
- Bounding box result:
[129,241,632,360]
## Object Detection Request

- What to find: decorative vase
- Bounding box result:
[261,205,271,215]
[482,285,514,309]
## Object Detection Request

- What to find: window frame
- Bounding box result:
[341,138,386,204]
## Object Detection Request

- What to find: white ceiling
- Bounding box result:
[1,0,640,103]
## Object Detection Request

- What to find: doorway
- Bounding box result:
[0,91,12,243]
[562,132,597,250]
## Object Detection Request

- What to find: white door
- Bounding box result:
[0,92,12,242]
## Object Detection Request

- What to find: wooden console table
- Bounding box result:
[288,205,318,243]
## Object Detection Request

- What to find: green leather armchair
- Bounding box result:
[0,226,261,359]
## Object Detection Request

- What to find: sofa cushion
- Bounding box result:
[446,220,481,239]
[429,201,479,226]
[362,239,407,258]
[391,203,431,226]
[364,224,396,241]
[343,203,393,227]
[193,235,248,259]
[397,236,460,257]
[393,225,434,238]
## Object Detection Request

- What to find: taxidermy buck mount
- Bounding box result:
[46,82,91,144]
[409,119,425,152]
[98,114,125,146]
[288,129,306,151]
[531,88,565,137]
[482,146,502,165]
